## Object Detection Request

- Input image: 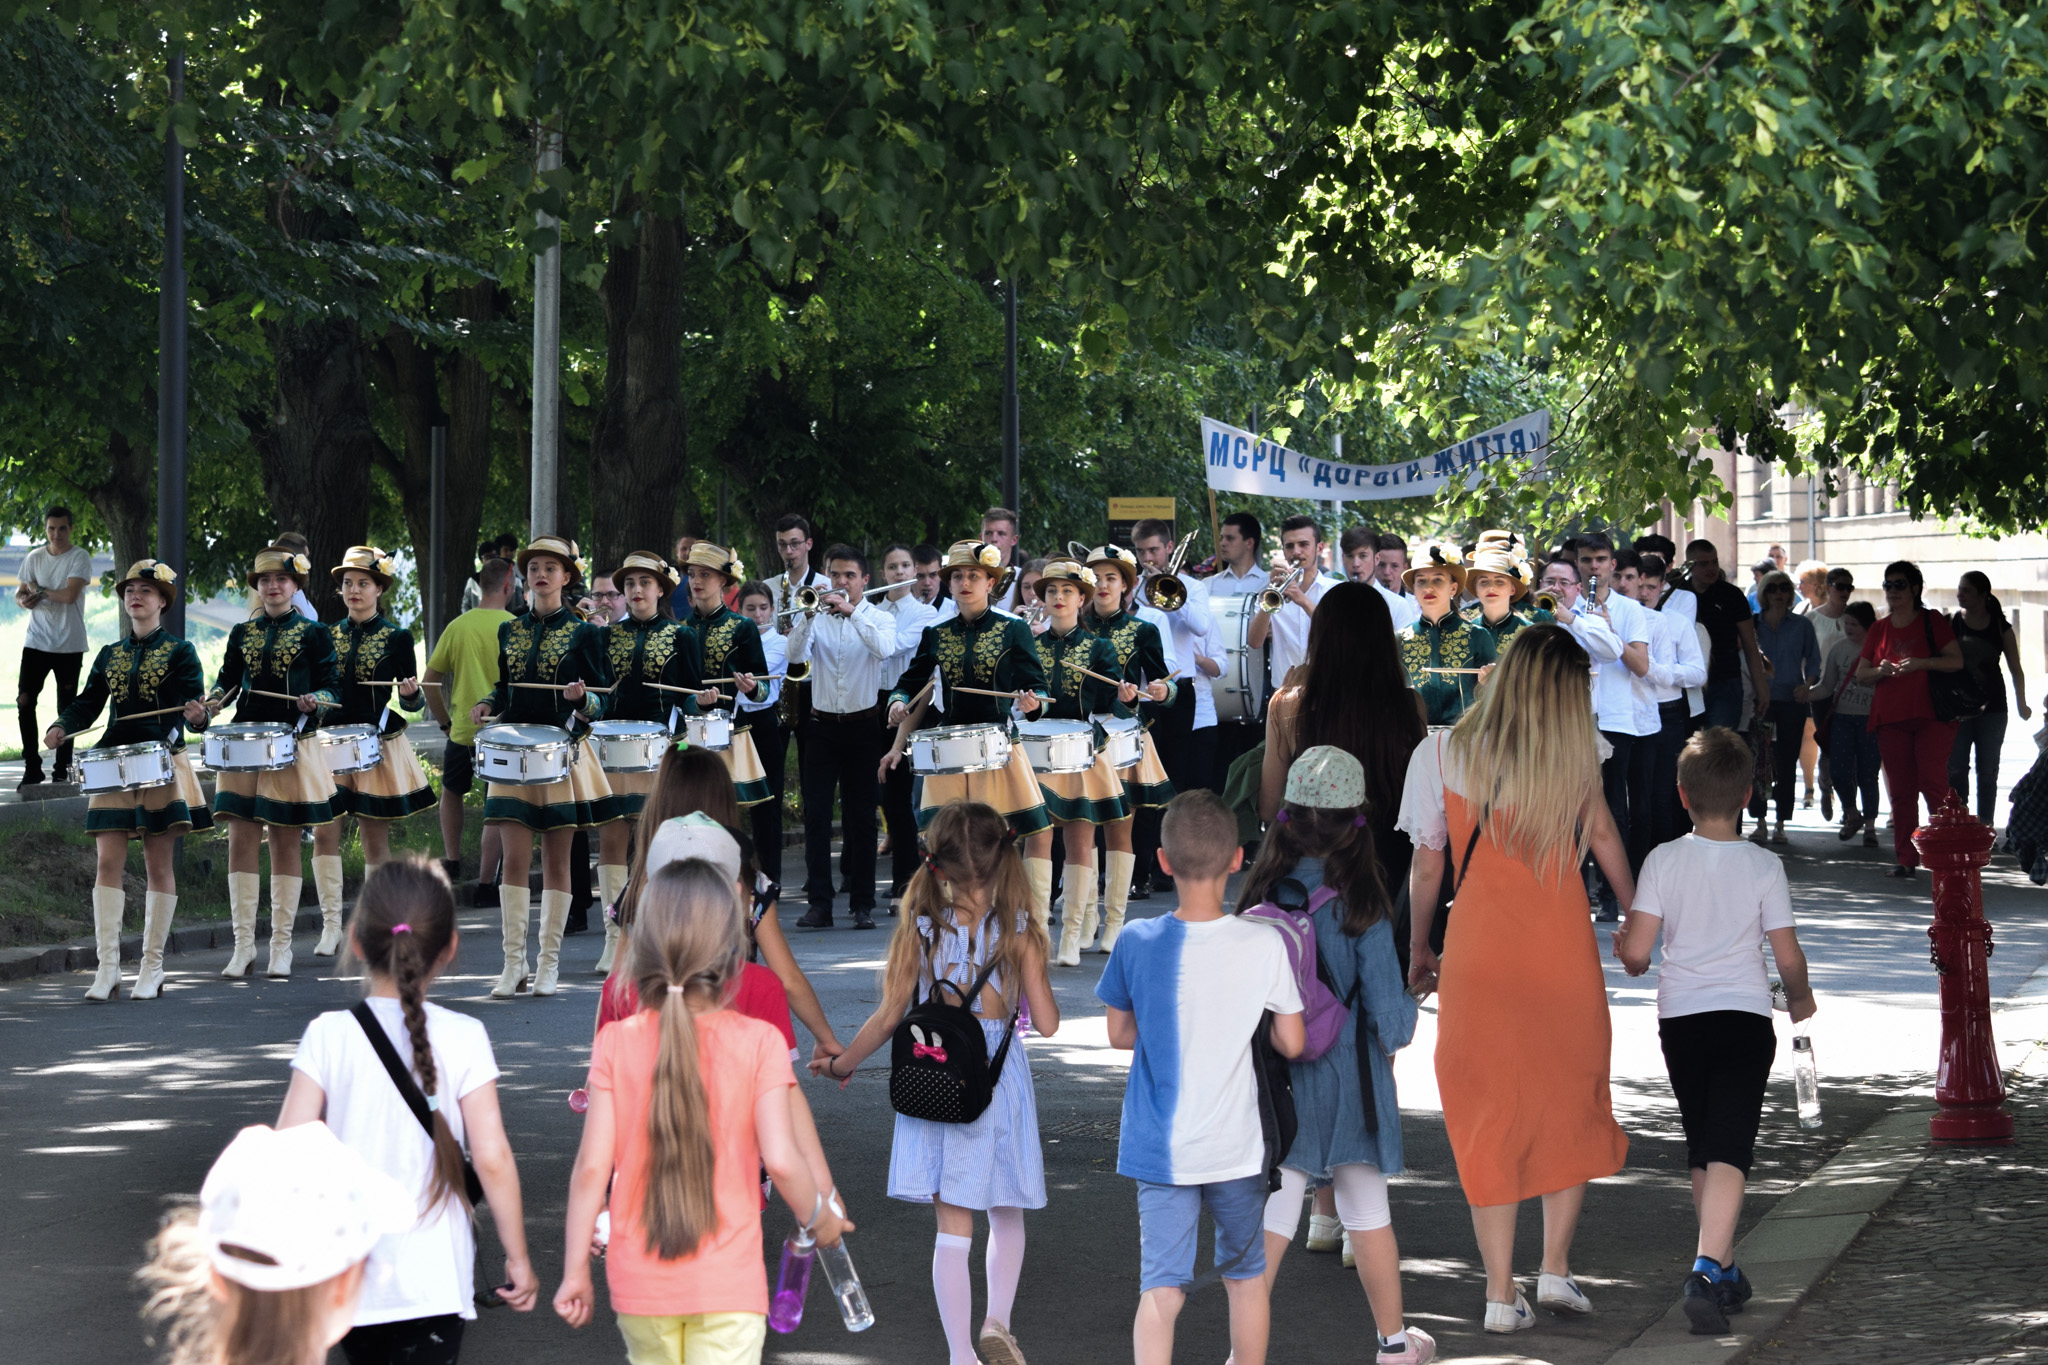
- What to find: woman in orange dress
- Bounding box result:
[1398,623,1632,1335]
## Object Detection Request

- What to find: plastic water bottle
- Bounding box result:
[815,1235,875,1332]
[768,1229,815,1333]
[1792,1032,1822,1129]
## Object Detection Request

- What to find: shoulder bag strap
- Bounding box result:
[350,1002,484,1205]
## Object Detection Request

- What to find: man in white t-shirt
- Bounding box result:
[15,505,94,787]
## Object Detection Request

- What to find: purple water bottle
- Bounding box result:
[768,1227,816,1333]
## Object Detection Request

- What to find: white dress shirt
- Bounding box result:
[875,590,940,693]
[787,600,897,715]
[1268,573,1339,687]
[1204,561,1266,598]
[1643,601,1708,705]
[1151,575,1218,729]
[737,627,786,715]
[1583,590,1655,736]
[1371,578,1422,632]
[1132,602,1184,691]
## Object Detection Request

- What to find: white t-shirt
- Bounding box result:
[1094,914,1301,1185]
[1587,591,1656,736]
[1632,835,1796,1019]
[20,545,94,654]
[291,997,502,1324]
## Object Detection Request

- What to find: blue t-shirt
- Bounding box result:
[1095,914,1302,1185]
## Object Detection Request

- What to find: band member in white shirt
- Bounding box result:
[1131,517,1216,893]
[980,506,1026,614]
[787,545,897,931]
[1341,523,1423,631]
[1375,533,1412,597]
[767,513,832,633]
[734,580,789,881]
[1199,511,1268,793]
[1247,514,1341,689]
[874,544,940,906]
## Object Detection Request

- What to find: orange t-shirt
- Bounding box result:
[589,1008,796,1317]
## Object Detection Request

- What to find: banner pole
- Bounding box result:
[1207,488,1221,559]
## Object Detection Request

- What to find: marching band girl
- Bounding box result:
[207,543,341,981]
[1081,545,1176,954]
[47,560,212,1000]
[311,546,436,958]
[469,535,617,999]
[595,550,710,974]
[883,540,1060,931]
[678,542,777,809]
[1024,561,1136,967]
[1400,543,1499,727]
[1465,531,1548,653]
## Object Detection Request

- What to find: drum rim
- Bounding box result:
[475,723,577,750]
[317,723,381,740]
[210,722,294,738]
[912,725,1013,775]
[590,720,669,735]
[1015,718,1091,736]
[89,740,173,760]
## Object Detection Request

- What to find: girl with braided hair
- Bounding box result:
[277,859,539,1362]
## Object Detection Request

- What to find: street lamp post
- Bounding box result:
[156,49,188,639]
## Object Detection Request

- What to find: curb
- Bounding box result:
[1603,1106,1935,1365]
[0,906,333,981]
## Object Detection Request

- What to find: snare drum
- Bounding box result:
[1092,714,1145,769]
[1014,719,1094,774]
[203,723,297,773]
[77,742,177,795]
[911,723,1012,776]
[475,723,578,786]
[589,720,669,772]
[314,724,382,774]
[1208,592,1270,725]
[684,712,733,752]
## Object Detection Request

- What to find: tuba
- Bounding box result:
[1141,532,1199,613]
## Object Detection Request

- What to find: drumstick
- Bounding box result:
[947,684,1038,699]
[242,688,340,707]
[1422,667,1488,675]
[509,681,616,694]
[646,680,738,695]
[49,704,195,744]
[694,673,793,687]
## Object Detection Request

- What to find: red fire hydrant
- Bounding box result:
[1914,791,2014,1145]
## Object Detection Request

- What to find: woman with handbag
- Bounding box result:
[1854,560,1968,878]
[277,859,539,1362]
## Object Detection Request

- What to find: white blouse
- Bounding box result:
[1395,732,1459,853]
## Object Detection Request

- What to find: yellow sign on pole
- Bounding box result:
[1107,498,1176,547]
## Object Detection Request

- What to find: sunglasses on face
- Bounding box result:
[1883,579,1911,591]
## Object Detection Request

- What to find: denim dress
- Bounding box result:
[1280,857,1418,1178]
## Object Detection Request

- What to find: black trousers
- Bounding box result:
[879,703,919,897]
[340,1315,465,1365]
[748,711,788,882]
[18,646,80,778]
[1647,699,1691,852]
[1659,1010,1776,1174]
[801,712,884,918]
[1601,729,1656,872]
[1134,685,1196,884]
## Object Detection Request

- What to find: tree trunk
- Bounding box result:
[254,317,380,620]
[588,206,690,574]
[85,427,156,638]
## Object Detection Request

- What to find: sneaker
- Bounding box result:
[978,1319,1026,1365]
[1838,811,1863,841]
[852,911,877,931]
[1341,1230,1355,1268]
[1770,819,1789,845]
[15,770,43,791]
[1717,1264,1753,1313]
[1682,1272,1729,1335]
[1886,863,1916,879]
[1748,825,1770,846]
[1375,1327,1437,1364]
[1820,788,1833,820]
[1862,829,1879,848]
[795,909,834,929]
[1483,1292,1536,1334]
[1537,1272,1592,1315]
[1305,1213,1343,1253]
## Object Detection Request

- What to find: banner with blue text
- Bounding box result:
[1199,411,1551,502]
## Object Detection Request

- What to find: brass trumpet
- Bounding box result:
[1257,565,1305,613]
[1534,590,1561,614]
[1141,532,1200,613]
[776,582,896,620]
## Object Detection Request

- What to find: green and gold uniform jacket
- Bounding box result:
[1083,607,1177,720]
[685,603,767,711]
[327,614,426,736]
[484,606,611,728]
[891,609,1049,726]
[1466,603,1553,655]
[212,611,341,727]
[57,628,208,753]
[1402,611,1499,726]
[1030,625,1122,721]
[606,614,705,723]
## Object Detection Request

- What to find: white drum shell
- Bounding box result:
[1014,720,1094,774]
[1092,714,1145,769]
[911,723,1012,776]
[77,742,177,794]
[475,724,578,786]
[1208,592,1270,725]
[203,724,298,773]
[684,713,733,752]
[590,720,670,772]
[315,724,382,774]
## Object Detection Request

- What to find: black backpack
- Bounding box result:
[889,942,1019,1125]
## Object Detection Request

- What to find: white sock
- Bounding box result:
[985,1206,1025,1329]
[1381,1329,1409,1348]
[932,1231,977,1365]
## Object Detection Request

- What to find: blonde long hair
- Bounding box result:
[1445,624,1601,886]
[881,803,1045,1017]
[629,859,746,1261]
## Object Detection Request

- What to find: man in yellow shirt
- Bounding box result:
[425,557,515,901]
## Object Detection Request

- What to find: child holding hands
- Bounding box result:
[1615,727,1817,1336]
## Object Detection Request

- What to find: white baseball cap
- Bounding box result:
[197,1124,414,1292]
[644,812,744,888]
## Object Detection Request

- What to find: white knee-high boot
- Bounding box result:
[223,872,260,977]
[493,883,531,998]
[1097,850,1137,954]
[1055,863,1095,968]
[133,891,176,999]
[1024,856,1054,938]
[533,889,572,996]
[266,874,302,978]
[85,885,124,1001]
[311,854,345,956]
[595,864,628,975]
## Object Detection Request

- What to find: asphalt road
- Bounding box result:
[4,816,2043,1364]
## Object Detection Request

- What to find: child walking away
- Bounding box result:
[138,1122,414,1365]
[815,801,1060,1365]
[1097,789,1306,1365]
[556,858,849,1363]
[277,859,538,1362]
[1239,748,1431,1364]
[1614,727,1817,1336]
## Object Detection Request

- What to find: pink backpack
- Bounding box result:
[1240,881,1350,1062]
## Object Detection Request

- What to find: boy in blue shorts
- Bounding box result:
[1097,789,1306,1365]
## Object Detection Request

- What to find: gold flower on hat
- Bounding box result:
[291,553,310,574]
[978,543,1001,569]
[152,562,178,583]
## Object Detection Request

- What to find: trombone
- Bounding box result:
[1140,532,1200,613]
[1257,565,1305,613]
[776,582,897,620]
